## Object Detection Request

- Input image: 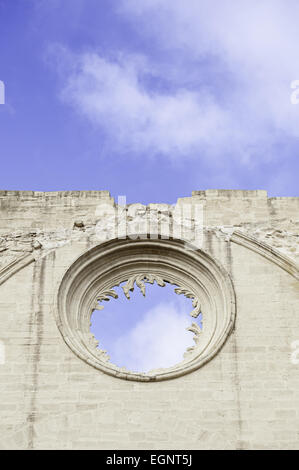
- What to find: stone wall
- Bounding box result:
[0,190,298,449]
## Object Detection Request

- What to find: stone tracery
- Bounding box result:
[55,236,236,381]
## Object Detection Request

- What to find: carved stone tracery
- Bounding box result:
[55,236,236,381]
[89,274,203,367]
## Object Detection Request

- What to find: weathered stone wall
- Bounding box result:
[0,190,298,449]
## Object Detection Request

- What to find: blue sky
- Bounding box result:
[90,282,202,373]
[1,1,299,371]
[1,0,299,205]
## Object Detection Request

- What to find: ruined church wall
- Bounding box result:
[0,190,298,449]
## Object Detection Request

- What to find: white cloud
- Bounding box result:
[110,301,196,373]
[119,1,299,156]
[59,51,237,159]
[54,1,299,163]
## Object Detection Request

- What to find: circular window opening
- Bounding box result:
[55,237,236,381]
[90,280,203,374]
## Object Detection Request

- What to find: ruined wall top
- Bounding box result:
[0,189,298,228]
